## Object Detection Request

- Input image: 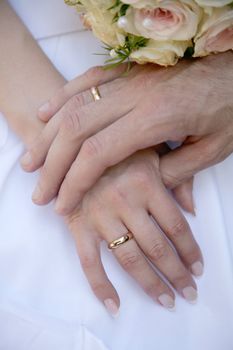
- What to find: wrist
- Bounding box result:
[0,1,66,147]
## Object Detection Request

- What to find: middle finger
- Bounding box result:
[121,207,198,303]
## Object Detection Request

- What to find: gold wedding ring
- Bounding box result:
[108,232,134,250]
[90,86,101,101]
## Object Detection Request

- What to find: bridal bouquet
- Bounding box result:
[65,0,233,67]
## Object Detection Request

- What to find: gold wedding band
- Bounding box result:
[108,232,134,250]
[90,86,101,101]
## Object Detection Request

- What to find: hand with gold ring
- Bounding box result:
[65,148,203,316]
[20,64,128,205]
[20,54,233,216]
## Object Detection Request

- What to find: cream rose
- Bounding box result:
[130,39,190,66]
[119,0,202,41]
[77,0,124,47]
[194,7,233,56]
[195,0,233,7]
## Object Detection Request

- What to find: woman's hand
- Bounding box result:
[66,148,203,315]
[20,52,233,215]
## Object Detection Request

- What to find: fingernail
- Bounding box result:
[32,185,42,203]
[38,102,50,114]
[20,152,32,167]
[158,294,175,311]
[182,286,198,303]
[191,261,204,277]
[104,299,119,317]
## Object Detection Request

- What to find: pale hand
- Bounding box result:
[65,148,203,315]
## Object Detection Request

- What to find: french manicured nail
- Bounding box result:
[158,294,175,311]
[38,102,50,114]
[182,286,198,303]
[21,152,32,167]
[104,299,119,317]
[32,185,42,203]
[191,261,204,277]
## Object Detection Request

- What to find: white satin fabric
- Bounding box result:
[0,1,233,349]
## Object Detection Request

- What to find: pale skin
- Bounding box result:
[0,0,65,145]
[66,148,203,314]
[1,1,204,315]
[21,52,233,217]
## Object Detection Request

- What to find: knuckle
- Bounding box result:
[134,74,150,91]
[66,211,82,228]
[147,240,168,262]
[131,168,152,191]
[118,250,141,271]
[106,182,128,204]
[194,139,221,168]
[91,281,107,296]
[81,136,102,158]
[199,144,216,165]
[169,219,188,240]
[87,197,105,221]
[81,254,97,270]
[162,171,181,189]
[60,105,84,137]
[71,93,86,108]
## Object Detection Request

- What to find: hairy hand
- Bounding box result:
[21,52,233,215]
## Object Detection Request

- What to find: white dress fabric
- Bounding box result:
[0,1,233,349]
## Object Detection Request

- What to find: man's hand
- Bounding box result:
[20,51,233,215]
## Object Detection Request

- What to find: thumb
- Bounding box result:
[172,177,196,216]
[160,134,218,189]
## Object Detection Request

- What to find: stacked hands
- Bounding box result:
[21,52,233,316]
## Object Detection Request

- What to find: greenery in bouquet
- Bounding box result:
[65,0,233,67]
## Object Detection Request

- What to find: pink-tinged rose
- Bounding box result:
[194,7,233,57]
[119,0,202,41]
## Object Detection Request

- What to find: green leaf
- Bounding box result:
[99,34,149,69]
[184,46,194,58]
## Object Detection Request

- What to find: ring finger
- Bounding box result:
[121,207,198,304]
[98,217,176,310]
